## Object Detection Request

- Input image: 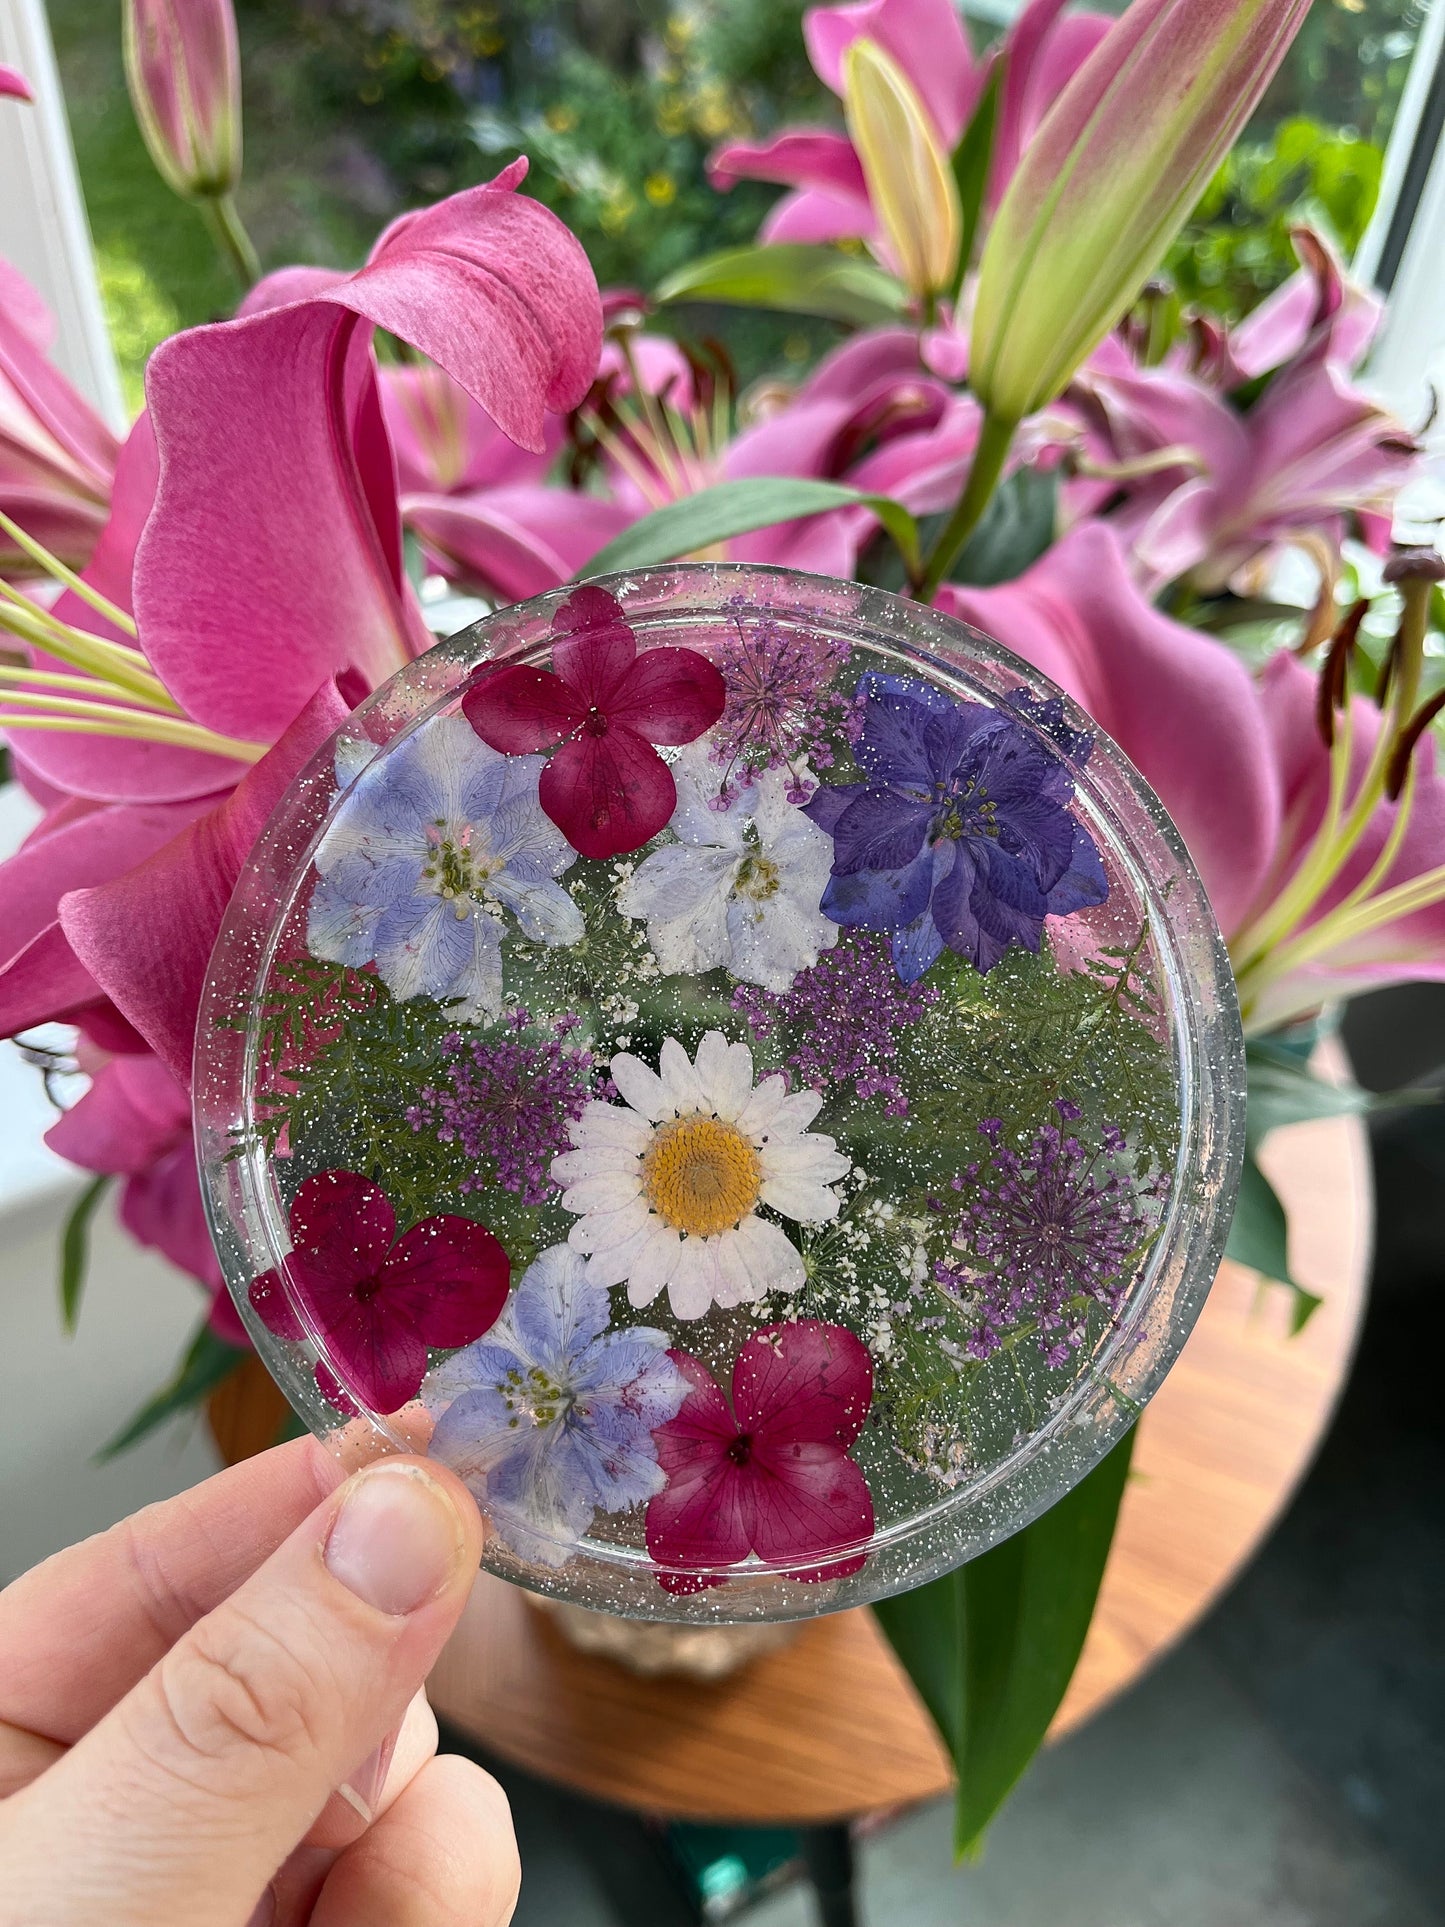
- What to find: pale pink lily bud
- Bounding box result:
[123,0,242,201]
[972,0,1310,424]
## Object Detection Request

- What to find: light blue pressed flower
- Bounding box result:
[426,1245,688,1567]
[308,712,583,1022]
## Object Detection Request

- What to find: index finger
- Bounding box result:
[0,1434,341,1744]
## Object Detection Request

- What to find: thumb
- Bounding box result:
[1,1458,484,1927]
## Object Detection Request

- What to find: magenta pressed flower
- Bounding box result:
[732,932,938,1115]
[709,605,861,805]
[933,1105,1169,1366]
[248,1169,510,1413]
[645,1320,874,1591]
[406,1011,601,1205]
[462,585,725,859]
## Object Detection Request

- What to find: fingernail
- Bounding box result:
[337,1727,400,1825]
[245,1888,276,1927]
[324,1463,467,1615]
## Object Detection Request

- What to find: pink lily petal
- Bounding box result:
[59,681,351,1084]
[404,486,634,601]
[610,647,726,746]
[0,794,207,1035]
[237,265,349,316]
[805,0,982,144]
[383,1214,510,1348]
[539,724,677,861]
[760,185,880,247]
[1229,228,1381,381]
[134,165,601,742]
[382,362,560,495]
[991,0,1112,207]
[707,129,869,204]
[0,63,33,100]
[44,1050,189,1177]
[733,1320,873,1448]
[120,1138,225,1297]
[939,522,1280,934]
[463,661,587,753]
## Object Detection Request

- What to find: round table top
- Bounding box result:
[426,1086,1372,1825]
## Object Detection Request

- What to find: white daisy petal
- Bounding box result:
[760,1137,850,1181]
[761,1174,844,1223]
[581,1224,652,1287]
[710,1235,756,1309]
[765,1087,826,1136]
[732,1214,805,1295]
[695,1030,754,1119]
[627,1225,682,1308]
[569,1105,652,1152]
[658,1037,707,1113]
[667,1240,721,1320]
[567,1196,651,1254]
[560,1173,643,1215]
[550,1145,640,1184]
[735,1074,792,1136]
[609,1052,670,1120]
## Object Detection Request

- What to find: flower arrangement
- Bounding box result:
[2,0,1440,1854]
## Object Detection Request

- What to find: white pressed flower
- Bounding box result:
[615,744,838,992]
[552,1029,851,1320]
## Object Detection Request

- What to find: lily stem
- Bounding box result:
[199,192,261,290]
[915,410,1017,601]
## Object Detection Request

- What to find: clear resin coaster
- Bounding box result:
[195,564,1245,1622]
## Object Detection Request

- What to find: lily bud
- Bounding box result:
[971,0,1309,423]
[123,0,242,201]
[843,38,961,304]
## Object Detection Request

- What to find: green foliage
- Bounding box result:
[950,65,1001,293]
[58,1175,112,1334]
[585,476,921,578]
[656,243,906,328]
[1167,117,1382,324]
[875,1427,1136,1856]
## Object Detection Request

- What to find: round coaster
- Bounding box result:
[195,563,1244,1622]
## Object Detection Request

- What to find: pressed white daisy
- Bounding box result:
[615,744,837,992]
[552,1029,850,1319]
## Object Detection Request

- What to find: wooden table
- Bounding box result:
[427,1098,1372,1827]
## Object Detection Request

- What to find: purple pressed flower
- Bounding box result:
[406,1010,601,1204]
[933,1103,1169,1366]
[731,933,937,1115]
[427,1244,689,1567]
[803,674,1108,982]
[710,606,862,806]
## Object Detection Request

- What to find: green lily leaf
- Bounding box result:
[59,1174,111,1333]
[1225,1150,1321,1333]
[951,65,1001,294]
[655,243,908,328]
[582,477,921,579]
[100,1319,248,1459]
[1244,1035,1434,1149]
[875,1427,1135,1857]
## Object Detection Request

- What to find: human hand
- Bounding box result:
[0,1438,519,1926]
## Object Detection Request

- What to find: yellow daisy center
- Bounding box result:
[641,1114,762,1238]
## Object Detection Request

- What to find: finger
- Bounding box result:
[0,1458,484,1927]
[0,1435,341,1742]
[310,1753,520,1927]
[304,1689,437,1850]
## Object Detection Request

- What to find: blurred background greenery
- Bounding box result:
[48,0,1423,411]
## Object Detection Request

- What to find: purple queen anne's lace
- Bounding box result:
[731,934,938,1115]
[407,1010,599,1204]
[934,1102,1169,1366]
[710,608,861,806]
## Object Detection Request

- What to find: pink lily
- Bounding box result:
[1,168,600,1096]
[45,1045,245,1343]
[0,261,120,571]
[0,64,33,102]
[709,0,1111,250]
